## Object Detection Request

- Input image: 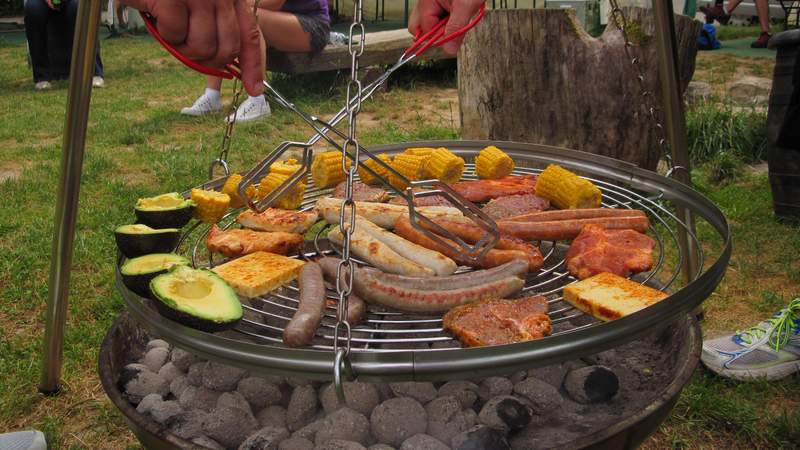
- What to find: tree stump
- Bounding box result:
[458,8,701,171]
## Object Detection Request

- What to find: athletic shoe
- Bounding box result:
[92,76,105,88]
[701,298,800,381]
[181,93,223,116]
[0,430,47,450]
[34,81,52,91]
[225,95,270,124]
[700,4,731,25]
[751,32,772,48]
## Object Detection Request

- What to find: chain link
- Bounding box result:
[607,0,675,173]
[333,0,364,397]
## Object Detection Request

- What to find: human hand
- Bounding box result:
[119,0,264,95]
[408,0,485,55]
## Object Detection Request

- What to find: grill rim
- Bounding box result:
[117,139,730,381]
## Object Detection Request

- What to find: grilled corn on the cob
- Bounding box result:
[535,164,602,209]
[404,147,435,158]
[389,154,427,188]
[270,158,302,176]
[222,174,259,208]
[475,145,514,179]
[259,171,306,210]
[426,147,464,183]
[358,153,393,185]
[311,151,350,188]
[191,189,231,223]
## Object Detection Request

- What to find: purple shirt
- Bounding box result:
[281,0,330,24]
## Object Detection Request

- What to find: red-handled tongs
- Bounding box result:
[141,7,498,262]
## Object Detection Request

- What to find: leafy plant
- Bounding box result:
[705,150,742,184]
[686,101,767,165]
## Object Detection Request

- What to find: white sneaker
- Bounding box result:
[225,95,270,124]
[0,430,47,450]
[35,81,52,91]
[92,76,105,88]
[181,93,223,116]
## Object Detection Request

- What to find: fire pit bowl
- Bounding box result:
[99,311,701,450]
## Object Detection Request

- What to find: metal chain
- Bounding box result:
[607,0,679,175]
[333,0,366,401]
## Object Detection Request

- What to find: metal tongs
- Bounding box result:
[140,7,498,262]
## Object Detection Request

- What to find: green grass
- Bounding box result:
[1,33,799,450]
[715,23,784,41]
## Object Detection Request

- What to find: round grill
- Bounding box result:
[118,140,730,381]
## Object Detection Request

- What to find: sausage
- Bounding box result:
[504,208,647,223]
[422,218,544,272]
[322,278,367,326]
[283,262,326,348]
[356,217,457,276]
[360,259,528,291]
[318,257,526,313]
[315,197,463,229]
[497,215,651,241]
[394,217,533,271]
[328,224,435,277]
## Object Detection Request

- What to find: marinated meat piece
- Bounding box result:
[332,181,389,203]
[482,194,550,220]
[565,224,656,280]
[389,188,451,207]
[451,175,538,203]
[207,225,304,258]
[443,296,551,347]
[236,208,319,233]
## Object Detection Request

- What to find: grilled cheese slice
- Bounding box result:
[212,251,304,298]
[563,272,667,321]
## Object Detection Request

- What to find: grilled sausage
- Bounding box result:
[356,218,457,276]
[497,216,650,241]
[394,217,534,271]
[318,257,526,313]
[422,218,544,272]
[316,197,463,229]
[328,224,435,276]
[283,262,326,347]
[322,278,367,326]
[503,208,647,223]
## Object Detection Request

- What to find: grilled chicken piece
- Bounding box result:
[207,225,303,258]
[565,224,656,280]
[236,208,319,233]
[482,194,550,220]
[452,175,538,203]
[443,296,551,347]
[332,181,390,203]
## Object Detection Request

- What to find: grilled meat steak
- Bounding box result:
[443,296,551,347]
[482,194,550,220]
[236,208,319,233]
[332,181,389,203]
[206,225,303,258]
[389,188,452,207]
[451,175,538,203]
[565,224,656,280]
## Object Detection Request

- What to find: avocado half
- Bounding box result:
[135,192,195,229]
[150,265,242,332]
[114,224,181,258]
[120,253,190,298]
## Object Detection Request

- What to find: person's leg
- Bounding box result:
[725,0,743,13]
[750,0,771,47]
[257,10,313,53]
[701,0,742,25]
[24,0,52,84]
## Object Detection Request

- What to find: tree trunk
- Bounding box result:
[458,8,701,171]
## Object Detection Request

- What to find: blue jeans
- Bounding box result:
[24,0,103,83]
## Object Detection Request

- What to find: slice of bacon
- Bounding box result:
[451,175,538,203]
[443,296,551,347]
[565,224,656,280]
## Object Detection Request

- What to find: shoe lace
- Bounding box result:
[737,298,800,351]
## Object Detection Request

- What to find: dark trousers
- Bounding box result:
[24,0,103,83]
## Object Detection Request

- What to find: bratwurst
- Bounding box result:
[283,262,326,348]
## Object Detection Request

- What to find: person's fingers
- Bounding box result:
[441,0,481,54]
[234,0,265,95]
[149,0,190,45]
[409,0,446,35]
[207,0,241,68]
[173,0,217,61]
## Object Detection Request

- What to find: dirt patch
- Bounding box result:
[0,162,27,183]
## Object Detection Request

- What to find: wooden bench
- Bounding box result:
[268,28,451,74]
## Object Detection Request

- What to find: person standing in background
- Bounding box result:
[24,0,105,91]
[700,0,772,48]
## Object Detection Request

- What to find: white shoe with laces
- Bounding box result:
[0,430,47,450]
[181,92,223,116]
[225,95,270,124]
[34,81,52,91]
[92,76,105,88]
